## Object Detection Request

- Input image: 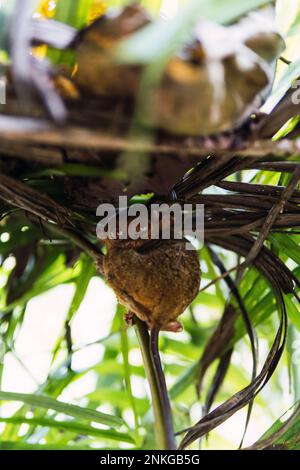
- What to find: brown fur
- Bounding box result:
[102,239,200,330]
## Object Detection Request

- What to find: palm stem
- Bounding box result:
[134,317,176,450]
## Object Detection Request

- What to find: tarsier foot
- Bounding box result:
[124,311,134,326]
[161,321,183,333]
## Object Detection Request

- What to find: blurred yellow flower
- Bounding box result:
[36,0,56,18]
[89,0,106,23]
[34,1,106,60]
[37,0,106,22]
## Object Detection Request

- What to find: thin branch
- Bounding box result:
[2,116,300,158]
[45,224,103,267]
[0,141,64,165]
[218,180,300,199]
[134,317,176,450]
[207,246,258,447]
[247,161,300,173]
[0,173,104,266]
[149,328,175,450]
[199,263,242,292]
[241,166,300,268]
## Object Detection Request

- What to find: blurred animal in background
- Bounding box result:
[72,4,285,135]
[6,2,285,136]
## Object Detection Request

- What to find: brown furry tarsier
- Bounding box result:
[98,220,201,333]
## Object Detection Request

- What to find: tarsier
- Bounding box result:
[99,217,201,333]
[25,4,284,134]
[73,4,284,135]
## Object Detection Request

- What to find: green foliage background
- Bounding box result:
[0,0,299,450]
